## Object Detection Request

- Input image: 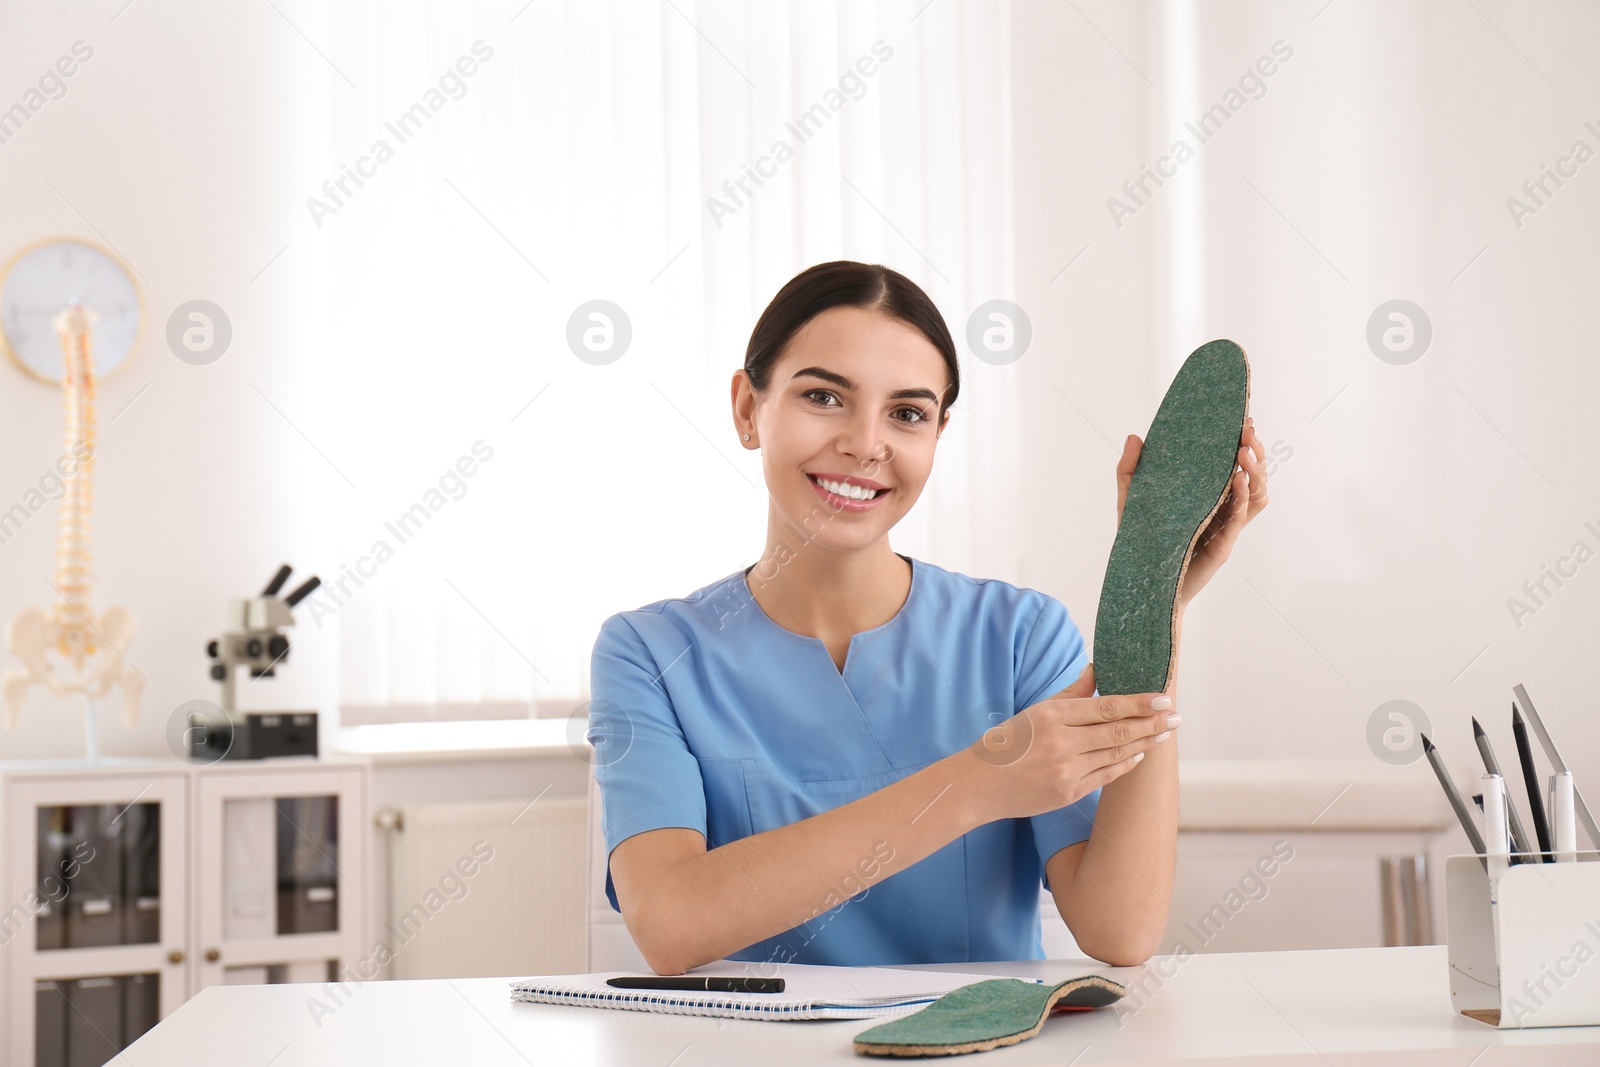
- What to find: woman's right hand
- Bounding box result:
[957,663,1177,821]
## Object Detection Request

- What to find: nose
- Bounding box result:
[837,411,892,472]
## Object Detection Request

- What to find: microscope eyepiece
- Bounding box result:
[285,576,321,608]
[262,564,293,597]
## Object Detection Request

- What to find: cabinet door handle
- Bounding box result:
[204,948,221,962]
[168,949,185,965]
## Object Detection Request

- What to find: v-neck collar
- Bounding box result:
[740,553,920,674]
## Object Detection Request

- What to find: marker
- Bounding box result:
[1481,773,1509,880]
[1512,706,1553,862]
[1478,767,1504,979]
[606,976,786,993]
[1552,771,1578,864]
[1480,773,1509,986]
[1472,718,1533,863]
[1421,734,1487,870]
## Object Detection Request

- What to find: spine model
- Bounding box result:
[2,303,144,731]
[53,303,98,663]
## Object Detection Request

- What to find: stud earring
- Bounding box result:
[742,434,750,441]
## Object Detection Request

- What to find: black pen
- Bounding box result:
[606,976,786,993]
[1514,683,1600,850]
[1513,706,1553,862]
[1472,717,1533,863]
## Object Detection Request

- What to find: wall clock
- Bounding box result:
[0,237,141,382]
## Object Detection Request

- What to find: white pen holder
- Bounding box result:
[1446,852,1600,1028]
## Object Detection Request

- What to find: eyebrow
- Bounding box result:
[790,366,940,405]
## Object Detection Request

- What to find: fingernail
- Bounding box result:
[1150,695,1172,711]
[1154,731,1171,743]
[1165,712,1184,728]
[1131,752,1145,764]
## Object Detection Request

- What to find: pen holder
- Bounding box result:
[1445,852,1600,1028]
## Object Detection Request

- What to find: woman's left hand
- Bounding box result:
[1115,417,1269,609]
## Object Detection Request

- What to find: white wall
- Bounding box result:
[1009,0,1600,797]
[0,1,336,759]
[1,0,1595,813]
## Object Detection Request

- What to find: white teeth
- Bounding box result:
[814,476,880,501]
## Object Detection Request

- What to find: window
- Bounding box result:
[285,0,1020,725]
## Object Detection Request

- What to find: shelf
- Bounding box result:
[331,719,577,763]
[1177,758,1456,832]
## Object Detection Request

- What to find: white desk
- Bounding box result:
[127,946,1598,1065]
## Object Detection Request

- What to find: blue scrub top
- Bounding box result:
[588,553,1099,967]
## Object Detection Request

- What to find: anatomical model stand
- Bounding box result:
[2,303,144,760]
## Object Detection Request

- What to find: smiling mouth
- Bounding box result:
[807,473,890,502]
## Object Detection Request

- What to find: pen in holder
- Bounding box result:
[1551,771,1579,863]
[1446,850,1600,1028]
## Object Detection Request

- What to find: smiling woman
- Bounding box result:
[731,262,959,628]
[585,260,1264,975]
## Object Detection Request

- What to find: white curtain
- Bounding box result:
[287,0,1022,721]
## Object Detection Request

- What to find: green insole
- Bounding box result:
[853,975,1126,1057]
[1092,339,1250,696]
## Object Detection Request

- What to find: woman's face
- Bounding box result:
[740,305,950,553]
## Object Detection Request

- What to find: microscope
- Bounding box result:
[192,564,322,761]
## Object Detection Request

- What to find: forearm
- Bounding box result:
[1056,619,1182,963]
[634,749,989,973]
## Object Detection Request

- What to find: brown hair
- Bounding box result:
[743,261,959,422]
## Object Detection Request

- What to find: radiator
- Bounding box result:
[386,797,587,979]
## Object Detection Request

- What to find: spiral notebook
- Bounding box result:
[508,963,1021,1021]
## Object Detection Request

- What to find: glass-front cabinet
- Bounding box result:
[2,770,187,1067]
[1,760,367,1067]
[195,766,365,993]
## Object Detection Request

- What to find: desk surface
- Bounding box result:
[130,946,1598,1066]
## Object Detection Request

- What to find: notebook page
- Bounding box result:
[509,963,1022,1021]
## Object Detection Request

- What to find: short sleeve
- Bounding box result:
[589,614,707,912]
[1015,594,1101,878]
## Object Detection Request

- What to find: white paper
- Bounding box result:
[509,962,1032,1021]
